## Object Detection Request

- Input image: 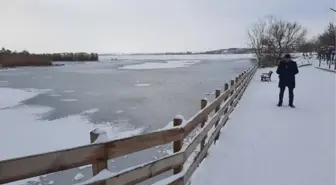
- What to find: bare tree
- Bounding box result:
[297,38,318,53]
[248,16,307,67]
[248,18,266,65]
[318,22,336,47]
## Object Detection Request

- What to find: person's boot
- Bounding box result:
[289,89,294,108]
[277,102,282,107]
[278,88,285,107]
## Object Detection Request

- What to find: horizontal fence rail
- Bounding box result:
[315,66,336,73]
[0,65,258,185]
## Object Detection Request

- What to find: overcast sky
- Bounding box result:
[0,0,335,53]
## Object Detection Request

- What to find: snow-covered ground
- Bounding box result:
[189,62,335,185]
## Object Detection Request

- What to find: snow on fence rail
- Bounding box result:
[298,63,312,68]
[0,66,257,185]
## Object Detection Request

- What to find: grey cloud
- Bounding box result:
[0,0,334,53]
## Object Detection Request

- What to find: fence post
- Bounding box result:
[200,98,208,152]
[230,79,235,106]
[215,89,221,118]
[214,89,221,143]
[234,76,239,100]
[238,72,247,100]
[173,117,183,174]
[224,83,230,111]
[243,70,246,77]
[90,129,108,185]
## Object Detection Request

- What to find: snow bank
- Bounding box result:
[0,88,41,109]
[119,60,200,70]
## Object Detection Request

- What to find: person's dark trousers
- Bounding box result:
[278,87,294,106]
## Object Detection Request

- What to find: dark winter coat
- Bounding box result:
[276,60,299,88]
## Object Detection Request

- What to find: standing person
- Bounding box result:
[276,54,299,108]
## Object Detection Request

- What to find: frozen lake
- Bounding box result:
[0,54,255,185]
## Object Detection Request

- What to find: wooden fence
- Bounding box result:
[0,65,257,185]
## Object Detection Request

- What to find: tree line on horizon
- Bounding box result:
[0,48,99,61]
[248,15,335,67]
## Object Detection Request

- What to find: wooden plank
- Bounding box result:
[173,118,184,174]
[182,74,250,182]
[200,99,208,153]
[134,71,253,185]
[183,71,249,136]
[230,68,255,109]
[90,130,108,185]
[107,68,255,185]
[184,108,232,183]
[215,82,230,142]
[105,127,184,159]
[103,152,184,185]
[0,127,185,184]
[0,144,104,184]
[182,70,253,183]
[233,68,255,106]
[214,89,221,127]
[229,78,236,107]
[184,96,232,159]
[223,83,230,114]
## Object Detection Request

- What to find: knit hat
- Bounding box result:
[284,54,291,59]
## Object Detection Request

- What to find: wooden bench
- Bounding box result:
[261,70,273,81]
